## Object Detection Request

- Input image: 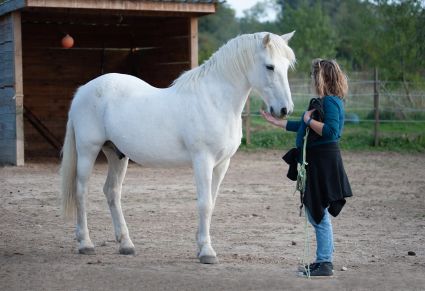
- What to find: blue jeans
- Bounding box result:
[306,207,334,263]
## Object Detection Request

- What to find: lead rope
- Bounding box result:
[295,127,311,278]
[294,127,309,216]
[303,207,311,278]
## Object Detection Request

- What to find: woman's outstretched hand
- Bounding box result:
[260,109,287,128]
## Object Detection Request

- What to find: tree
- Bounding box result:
[239,0,282,34]
[417,5,425,76]
[199,0,424,81]
[277,0,337,72]
[374,0,424,81]
[198,3,240,64]
[333,0,379,70]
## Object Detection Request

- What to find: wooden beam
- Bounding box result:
[0,11,24,165]
[0,0,25,17]
[24,105,62,155]
[13,11,24,165]
[188,17,198,69]
[24,0,216,14]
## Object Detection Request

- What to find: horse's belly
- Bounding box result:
[112,134,192,167]
[130,147,192,167]
[104,98,242,168]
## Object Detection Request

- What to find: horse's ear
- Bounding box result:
[281,31,295,43]
[262,33,271,48]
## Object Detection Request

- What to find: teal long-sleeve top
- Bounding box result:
[286,96,345,148]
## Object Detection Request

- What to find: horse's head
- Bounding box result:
[247,32,296,118]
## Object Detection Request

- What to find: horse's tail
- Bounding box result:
[60,118,77,219]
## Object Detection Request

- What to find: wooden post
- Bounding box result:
[244,96,251,145]
[188,17,198,69]
[373,67,380,147]
[0,11,24,165]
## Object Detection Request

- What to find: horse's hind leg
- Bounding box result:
[75,145,101,255]
[102,145,135,255]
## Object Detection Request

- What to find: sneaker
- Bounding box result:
[298,262,319,272]
[302,262,334,277]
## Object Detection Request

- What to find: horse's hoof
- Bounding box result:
[78,247,95,255]
[119,247,136,255]
[199,256,218,264]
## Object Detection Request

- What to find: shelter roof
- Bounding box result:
[0,0,219,17]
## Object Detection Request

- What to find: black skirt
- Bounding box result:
[303,142,352,224]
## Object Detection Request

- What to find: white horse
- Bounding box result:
[60,31,296,264]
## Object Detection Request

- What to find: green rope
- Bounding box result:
[295,127,311,278]
[302,207,311,278]
[295,127,310,213]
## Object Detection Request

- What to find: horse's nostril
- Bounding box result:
[281,107,287,116]
[270,107,274,115]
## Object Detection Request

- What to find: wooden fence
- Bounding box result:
[243,69,425,146]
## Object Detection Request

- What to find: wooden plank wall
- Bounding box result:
[21,11,191,157]
[0,11,24,165]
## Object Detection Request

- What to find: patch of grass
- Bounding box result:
[242,129,294,149]
[342,122,425,151]
[241,118,425,152]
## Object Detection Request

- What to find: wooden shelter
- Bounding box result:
[0,0,217,165]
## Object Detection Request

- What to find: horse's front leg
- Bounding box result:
[193,156,217,264]
[211,158,230,208]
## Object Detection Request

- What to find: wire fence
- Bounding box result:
[243,71,425,146]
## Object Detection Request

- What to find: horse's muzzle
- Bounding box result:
[270,106,288,118]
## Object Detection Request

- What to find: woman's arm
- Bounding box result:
[303,109,324,136]
[303,98,341,138]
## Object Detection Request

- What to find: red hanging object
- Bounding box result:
[61,34,74,49]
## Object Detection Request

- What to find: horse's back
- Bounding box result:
[68,74,157,146]
[81,73,156,98]
[70,73,160,117]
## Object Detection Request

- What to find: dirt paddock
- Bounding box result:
[1,150,424,290]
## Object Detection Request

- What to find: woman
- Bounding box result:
[261,59,353,277]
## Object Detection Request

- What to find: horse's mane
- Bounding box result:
[171,32,296,93]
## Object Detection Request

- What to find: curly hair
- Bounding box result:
[311,59,348,99]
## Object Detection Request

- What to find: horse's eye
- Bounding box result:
[266,65,275,71]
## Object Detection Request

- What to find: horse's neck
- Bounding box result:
[171,50,254,118]
[200,71,252,117]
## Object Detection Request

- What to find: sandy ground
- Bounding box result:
[0,150,424,291]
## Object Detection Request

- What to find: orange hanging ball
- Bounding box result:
[61,34,74,49]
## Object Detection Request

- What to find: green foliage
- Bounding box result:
[199,0,425,82]
[198,3,240,64]
[276,0,337,71]
[373,0,425,80]
[239,0,282,34]
[333,0,380,70]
